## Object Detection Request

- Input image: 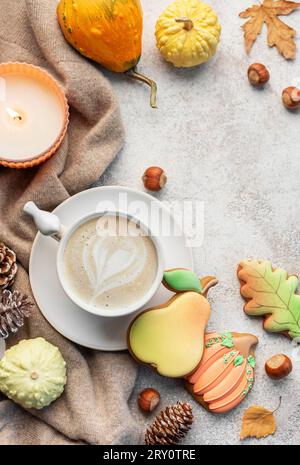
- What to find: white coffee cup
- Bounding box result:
[24,201,164,318]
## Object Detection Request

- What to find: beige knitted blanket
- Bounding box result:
[0,0,141,445]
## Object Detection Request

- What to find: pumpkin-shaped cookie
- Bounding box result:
[186,332,258,413]
[128,269,218,378]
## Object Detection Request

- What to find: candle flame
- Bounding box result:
[6,107,22,121]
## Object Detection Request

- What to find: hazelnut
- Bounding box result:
[138,388,160,412]
[247,63,270,87]
[142,166,167,192]
[282,86,300,109]
[265,354,292,380]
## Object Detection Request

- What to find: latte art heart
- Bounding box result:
[63,216,158,311]
[83,234,147,301]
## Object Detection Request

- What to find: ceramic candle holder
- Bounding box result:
[0,63,69,169]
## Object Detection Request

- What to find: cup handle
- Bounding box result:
[23,201,66,242]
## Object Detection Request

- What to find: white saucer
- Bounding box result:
[29,186,193,351]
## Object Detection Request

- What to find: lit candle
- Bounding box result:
[0,63,69,168]
[6,107,23,122]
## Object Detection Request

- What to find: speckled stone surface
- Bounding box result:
[94,0,300,445]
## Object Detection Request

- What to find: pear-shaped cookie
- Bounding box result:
[127,269,218,378]
[186,331,258,413]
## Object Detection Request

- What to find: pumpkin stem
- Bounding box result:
[126,69,158,109]
[175,17,194,31]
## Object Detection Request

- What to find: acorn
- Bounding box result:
[282,86,300,109]
[247,63,270,87]
[142,167,167,192]
[138,388,161,412]
[265,354,292,380]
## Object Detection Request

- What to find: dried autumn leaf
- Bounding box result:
[239,0,300,59]
[240,398,281,440]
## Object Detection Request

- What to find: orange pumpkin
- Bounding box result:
[57,0,157,107]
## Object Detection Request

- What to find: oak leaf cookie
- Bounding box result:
[127,269,218,378]
[238,259,300,340]
[186,331,258,413]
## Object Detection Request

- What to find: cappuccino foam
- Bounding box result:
[63,215,158,311]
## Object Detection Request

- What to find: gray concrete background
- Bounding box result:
[95,0,300,445]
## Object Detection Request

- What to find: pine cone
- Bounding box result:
[0,290,32,339]
[0,242,18,290]
[145,402,193,445]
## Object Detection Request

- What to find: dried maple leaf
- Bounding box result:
[238,259,300,340]
[239,0,300,59]
[240,397,281,440]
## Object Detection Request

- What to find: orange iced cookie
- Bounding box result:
[186,332,258,413]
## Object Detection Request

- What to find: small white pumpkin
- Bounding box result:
[0,338,67,409]
[155,0,221,68]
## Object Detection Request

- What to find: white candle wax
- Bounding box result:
[0,71,65,162]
